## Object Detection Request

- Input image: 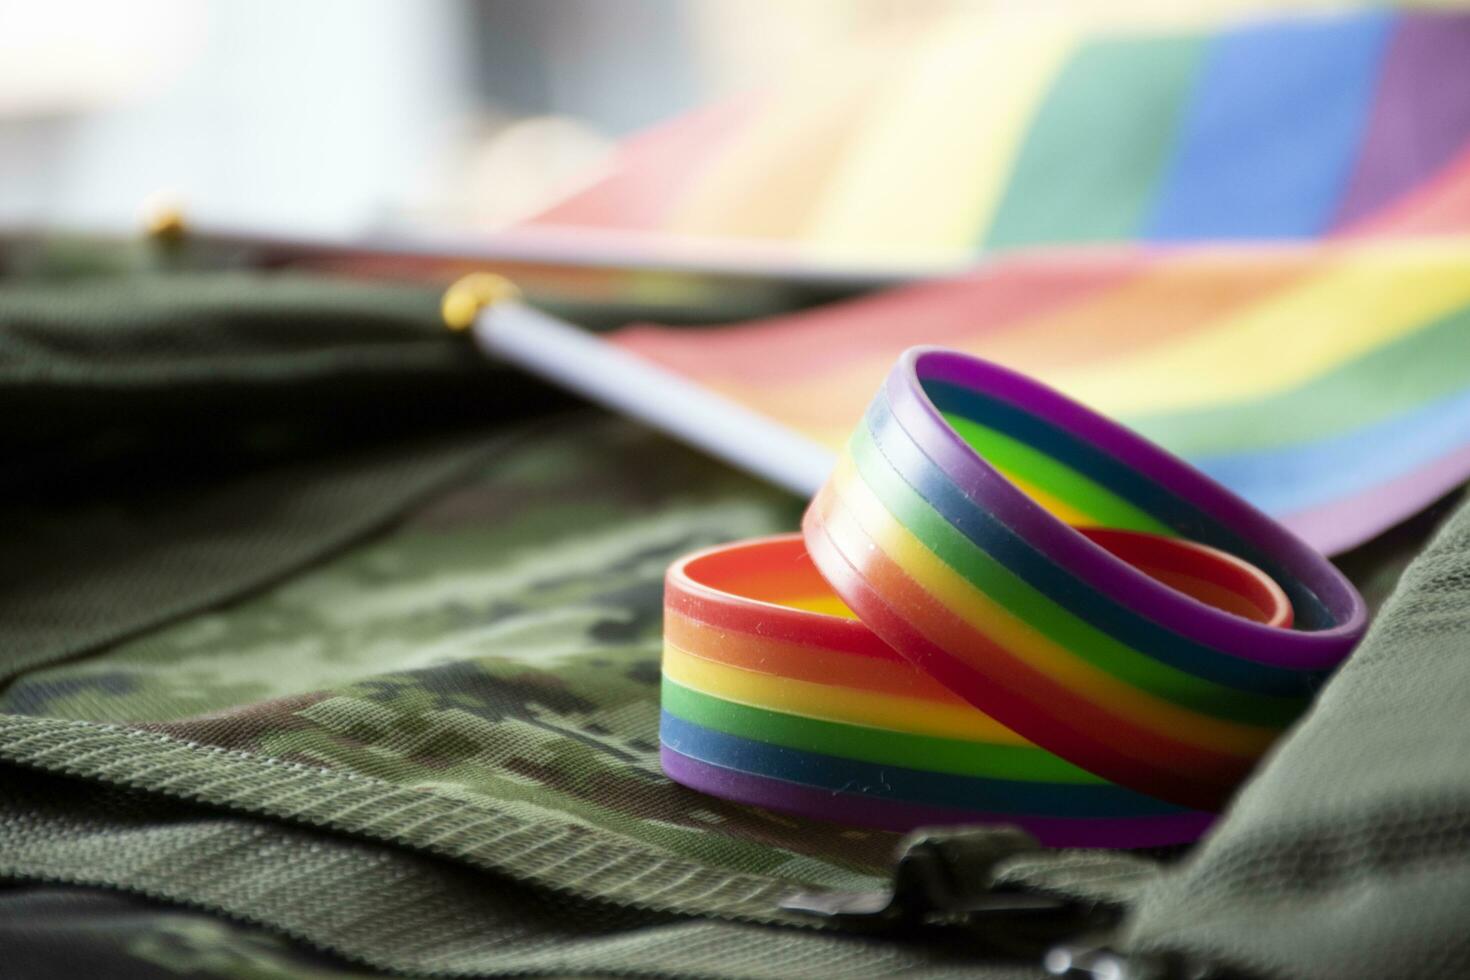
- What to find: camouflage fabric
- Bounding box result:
[0,400,1092,977]
[1,258,1464,979]
[0,886,382,980]
[2,415,910,896]
[0,269,569,684]
[1,260,1078,978]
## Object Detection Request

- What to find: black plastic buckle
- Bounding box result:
[780,825,1210,978]
[780,825,1115,957]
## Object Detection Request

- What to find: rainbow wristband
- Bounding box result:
[660,349,1367,846]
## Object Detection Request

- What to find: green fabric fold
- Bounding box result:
[1,272,565,682]
[1124,495,1470,978]
[3,259,1469,979]
[0,765,1044,979]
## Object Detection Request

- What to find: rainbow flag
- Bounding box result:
[501,6,1470,554]
[610,240,1470,555]
[523,8,1470,268]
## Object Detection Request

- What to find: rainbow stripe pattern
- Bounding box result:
[661,351,1367,846]
[515,7,1470,555]
[525,9,1470,262]
[803,350,1363,805]
[614,241,1470,555]
[662,536,1220,848]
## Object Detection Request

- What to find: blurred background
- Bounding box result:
[1,0,1399,240]
[0,0,937,235]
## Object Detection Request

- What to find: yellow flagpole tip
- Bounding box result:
[442,272,520,331]
[143,203,188,243]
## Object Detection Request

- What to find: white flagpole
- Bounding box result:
[448,276,835,497]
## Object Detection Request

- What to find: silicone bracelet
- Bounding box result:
[660,529,1298,847]
[661,749,1218,849]
[801,349,1367,810]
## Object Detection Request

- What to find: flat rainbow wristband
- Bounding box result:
[662,528,1292,848]
[660,350,1368,846]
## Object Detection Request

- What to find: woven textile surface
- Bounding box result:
[1,258,1467,978]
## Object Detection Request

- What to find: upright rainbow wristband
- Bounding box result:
[661,349,1367,845]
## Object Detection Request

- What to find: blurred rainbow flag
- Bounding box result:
[610,240,1470,556]
[522,8,1470,268]
[503,6,1470,556]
